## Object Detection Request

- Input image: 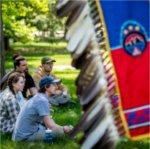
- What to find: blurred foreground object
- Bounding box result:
[56,0,149,148]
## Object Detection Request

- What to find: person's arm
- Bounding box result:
[37,98,73,135]
[43,115,72,134]
[29,87,37,96]
[5,98,19,124]
[54,89,63,95]
[26,73,38,96]
[55,83,68,95]
[32,73,41,89]
[43,115,61,129]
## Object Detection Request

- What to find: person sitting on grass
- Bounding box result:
[0,54,37,99]
[12,76,73,142]
[0,72,25,133]
[33,56,71,106]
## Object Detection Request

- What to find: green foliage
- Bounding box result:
[47,0,66,38]
[2,0,65,42]
[3,0,39,42]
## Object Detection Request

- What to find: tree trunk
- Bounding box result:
[4,36,9,51]
[0,1,5,80]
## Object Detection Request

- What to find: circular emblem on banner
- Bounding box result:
[121,21,147,56]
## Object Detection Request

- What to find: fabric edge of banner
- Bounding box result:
[95,0,131,139]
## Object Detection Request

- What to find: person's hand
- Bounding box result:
[55,90,62,95]
[62,90,68,96]
[63,125,73,134]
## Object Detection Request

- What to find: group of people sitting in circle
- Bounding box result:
[0,54,73,143]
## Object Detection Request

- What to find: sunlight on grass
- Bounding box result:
[27,55,71,69]
[5,54,73,75]
[54,70,79,79]
[11,41,67,48]
[52,55,71,65]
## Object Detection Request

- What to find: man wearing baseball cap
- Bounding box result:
[41,56,56,64]
[33,56,71,106]
[33,56,56,88]
[12,76,73,142]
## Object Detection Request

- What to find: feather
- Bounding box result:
[56,0,121,148]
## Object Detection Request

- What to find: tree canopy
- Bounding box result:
[2,0,65,42]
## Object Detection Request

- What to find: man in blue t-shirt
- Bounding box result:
[12,76,73,142]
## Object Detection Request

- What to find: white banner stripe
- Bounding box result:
[129,122,150,129]
[124,105,150,113]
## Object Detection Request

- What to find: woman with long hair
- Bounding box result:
[0,72,25,133]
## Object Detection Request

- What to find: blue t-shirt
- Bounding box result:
[12,93,50,141]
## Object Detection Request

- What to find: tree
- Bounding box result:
[2,0,48,45]
[47,0,66,38]
[2,0,66,45]
[0,0,5,79]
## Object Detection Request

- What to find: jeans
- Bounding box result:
[26,125,56,143]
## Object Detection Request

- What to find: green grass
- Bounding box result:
[11,41,67,49]
[0,132,79,149]
[2,41,81,149]
[116,137,150,149]
[1,41,149,149]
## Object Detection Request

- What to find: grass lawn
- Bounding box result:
[1,41,149,149]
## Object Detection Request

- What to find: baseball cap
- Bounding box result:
[39,76,60,89]
[41,56,56,64]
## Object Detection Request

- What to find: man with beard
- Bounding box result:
[33,56,71,106]
[0,54,37,98]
